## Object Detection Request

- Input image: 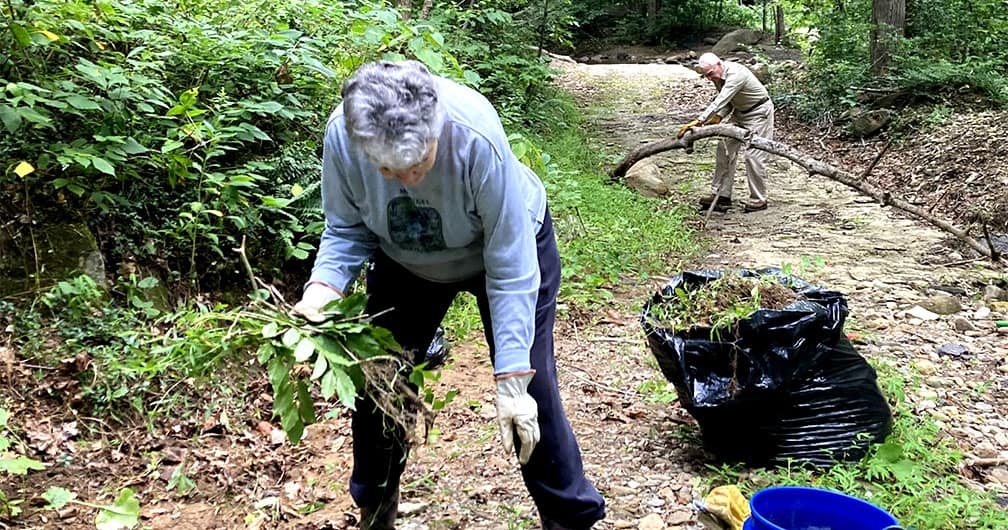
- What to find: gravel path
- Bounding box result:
[9,57,1006,530]
[354,59,1008,530]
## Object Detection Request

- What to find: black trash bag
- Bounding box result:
[423,326,450,369]
[640,268,892,468]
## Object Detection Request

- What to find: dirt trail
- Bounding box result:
[543,58,1008,525]
[10,60,1008,530]
[286,60,1008,530]
[303,60,1008,530]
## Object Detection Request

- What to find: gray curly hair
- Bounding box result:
[341,60,445,170]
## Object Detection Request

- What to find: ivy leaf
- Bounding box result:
[94,488,140,530]
[0,105,22,132]
[261,322,280,338]
[65,95,101,110]
[0,456,46,475]
[293,337,315,362]
[281,327,300,348]
[10,22,31,47]
[296,380,316,425]
[43,487,76,510]
[92,157,116,176]
[333,369,358,410]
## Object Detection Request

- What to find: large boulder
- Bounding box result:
[712,29,764,56]
[840,107,892,138]
[0,222,107,297]
[624,159,669,198]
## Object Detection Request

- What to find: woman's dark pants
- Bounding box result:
[349,210,606,528]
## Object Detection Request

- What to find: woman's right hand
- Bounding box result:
[292,282,343,323]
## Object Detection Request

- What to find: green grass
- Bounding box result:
[442,93,700,335]
[524,95,700,310]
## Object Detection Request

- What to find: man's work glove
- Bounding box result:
[677,119,702,139]
[495,370,540,465]
[704,114,722,125]
[292,282,342,323]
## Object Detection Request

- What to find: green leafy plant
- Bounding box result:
[0,409,139,528]
[645,273,799,340]
[166,464,197,496]
[42,487,141,530]
[0,0,487,294]
[637,379,678,404]
[250,291,457,445]
[0,408,45,517]
[777,0,1008,117]
[254,293,402,444]
[524,96,698,311]
[780,255,826,281]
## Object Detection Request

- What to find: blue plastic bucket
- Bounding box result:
[744,486,900,530]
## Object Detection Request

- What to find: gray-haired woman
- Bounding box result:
[294,60,605,530]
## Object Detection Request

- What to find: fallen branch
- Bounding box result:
[969,457,1008,467]
[609,124,1002,261]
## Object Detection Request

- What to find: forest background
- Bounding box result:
[2,0,1007,529]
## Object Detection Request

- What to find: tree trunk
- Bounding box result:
[537,0,550,57]
[647,0,658,33]
[608,125,1001,261]
[419,0,432,18]
[775,5,785,44]
[398,0,412,21]
[871,0,906,74]
[762,0,768,33]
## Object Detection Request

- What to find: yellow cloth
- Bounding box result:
[704,114,722,125]
[704,485,750,530]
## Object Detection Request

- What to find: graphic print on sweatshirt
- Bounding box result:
[387,196,447,252]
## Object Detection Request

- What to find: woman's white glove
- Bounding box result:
[495,371,540,464]
[292,282,342,323]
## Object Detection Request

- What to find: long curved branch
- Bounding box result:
[608,124,1000,261]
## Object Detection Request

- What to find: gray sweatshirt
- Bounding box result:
[308,76,547,375]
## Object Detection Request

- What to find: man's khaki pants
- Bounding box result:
[712,103,775,202]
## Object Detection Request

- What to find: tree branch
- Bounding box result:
[608,124,1001,261]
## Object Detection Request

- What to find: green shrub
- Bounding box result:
[0,0,468,291]
[780,0,1008,116]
